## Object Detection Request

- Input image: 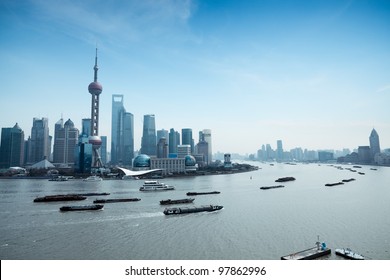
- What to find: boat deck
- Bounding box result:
[281,247,331,260]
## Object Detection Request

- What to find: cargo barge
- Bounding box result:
[93,198,140,203]
[186,191,220,196]
[275,177,296,182]
[260,185,285,190]
[33,194,86,202]
[163,205,223,215]
[59,204,104,211]
[160,198,195,205]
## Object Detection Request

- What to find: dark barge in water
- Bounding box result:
[342,178,356,183]
[260,185,285,190]
[163,205,223,215]
[59,204,104,212]
[186,191,220,196]
[275,177,296,182]
[34,194,86,202]
[93,198,140,203]
[325,182,344,187]
[160,198,195,205]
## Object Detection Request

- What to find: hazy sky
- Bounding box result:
[1,0,389,155]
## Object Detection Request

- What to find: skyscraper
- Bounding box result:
[276,140,283,162]
[53,118,79,165]
[111,95,134,165]
[200,129,212,164]
[182,128,193,154]
[28,117,50,164]
[168,128,180,155]
[0,123,25,168]
[88,48,103,168]
[141,114,157,156]
[369,128,381,160]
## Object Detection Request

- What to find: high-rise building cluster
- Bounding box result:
[0,49,213,174]
[254,129,389,166]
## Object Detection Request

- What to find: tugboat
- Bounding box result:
[163,205,223,215]
[59,204,104,211]
[335,248,365,260]
[281,236,331,260]
[160,198,195,205]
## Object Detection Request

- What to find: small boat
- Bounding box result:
[186,191,220,196]
[281,236,331,260]
[260,185,285,190]
[93,198,140,203]
[59,204,104,211]
[353,165,362,168]
[160,198,195,205]
[83,175,103,182]
[335,248,365,260]
[358,172,365,175]
[33,194,86,202]
[139,180,175,191]
[163,205,223,215]
[370,168,377,171]
[325,182,344,187]
[275,177,296,182]
[342,178,356,183]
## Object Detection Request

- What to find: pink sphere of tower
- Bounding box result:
[89,135,102,149]
[88,81,102,95]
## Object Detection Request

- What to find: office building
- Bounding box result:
[0,123,25,168]
[28,117,51,164]
[276,140,283,162]
[111,95,134,165]
[53,118,79,166]
[182,128,194,153]
[369,128,381,160]
[157,137,169,158]
[168,128,180,155]
[141,114,157,156]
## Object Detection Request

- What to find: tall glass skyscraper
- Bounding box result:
[182,128,193,154]
[28,117,50,164]
[369,128,380,159]
[169,128,180,155]
[111,95,134,165]
[141,114,157,156]
[0,123,25,168]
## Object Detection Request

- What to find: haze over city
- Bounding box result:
[1,0,389,154]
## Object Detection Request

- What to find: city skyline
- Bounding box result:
[1,0,390,154]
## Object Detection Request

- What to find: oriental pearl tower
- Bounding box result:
[88,48,103,168]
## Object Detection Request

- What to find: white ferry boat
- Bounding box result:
[139,180,175,191]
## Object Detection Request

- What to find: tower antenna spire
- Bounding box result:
[93,47,99,82]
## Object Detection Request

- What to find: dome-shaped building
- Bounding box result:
[184,155,197,172]
[185,155,196,166]
[133,154,151,170]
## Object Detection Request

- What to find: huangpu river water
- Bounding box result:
[1,162,389,260]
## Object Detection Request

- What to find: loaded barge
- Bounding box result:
[160,198,195,205]
[260,185,284,190]
[275,177,295,182]
[186,191,220,196]
[59,204,104,212]
[281,237,331,260]
[163,205,223,215]
[33,194,86,202]
[93,198,140,203]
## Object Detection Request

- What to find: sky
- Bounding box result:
[1,0,389,155]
